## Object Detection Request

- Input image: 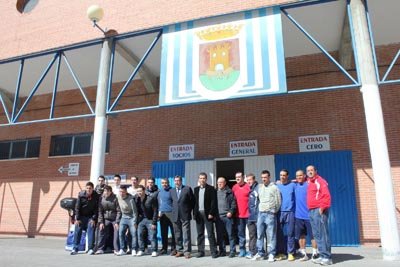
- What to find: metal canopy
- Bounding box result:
[0,0,399,125]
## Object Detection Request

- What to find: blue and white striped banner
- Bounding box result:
[159,7,286,106]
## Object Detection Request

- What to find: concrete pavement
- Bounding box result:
[0,237,398,267]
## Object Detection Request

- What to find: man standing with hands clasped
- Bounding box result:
[306,165,332,266]
[194,172,219,258]
[171,175,194,259]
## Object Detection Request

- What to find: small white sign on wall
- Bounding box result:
[169,144,195,160]
[299,135,330,152]
[230,140,258,157]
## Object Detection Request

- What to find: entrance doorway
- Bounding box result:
[216,159,244,188]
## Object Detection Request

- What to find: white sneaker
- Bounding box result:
[267,254,275,262]
[87,249,94,255]
[136,250,143,256]
[131,250,137,256]
[151,251,157,257]
[251,253,263,261]
[116,249,126,256]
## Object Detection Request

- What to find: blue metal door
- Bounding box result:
[275,150,360,246]
[151,160,186,241]
[152,160,186,188]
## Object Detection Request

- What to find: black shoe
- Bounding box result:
[212,253,219,259]
[159,249,168,255]
[70,250,78,255]
[229,251,236,258]
[218,251,226,257]
[312,253,320,260]
[196,252,205,258]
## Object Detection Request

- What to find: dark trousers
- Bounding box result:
[97,219,119,252]
[196,211,217,255]
[173,218,191,253]
[247,221,257,256]
[160,212,176,251]
[276,211,295,255]
[73,216,95,251]
[216,215,236,253]
[237,218,248,251]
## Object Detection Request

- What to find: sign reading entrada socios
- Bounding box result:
[169,144,195,160]
[159,7,286,106]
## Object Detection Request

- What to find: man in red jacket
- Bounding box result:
[306,165,332,266]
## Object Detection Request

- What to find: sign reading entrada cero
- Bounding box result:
[230,140,258,157]
[169,144,195,160]
[299,134,330,152]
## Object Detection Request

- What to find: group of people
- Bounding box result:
[69,165,332,265]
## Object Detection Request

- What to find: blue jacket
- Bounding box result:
[248,182,259,222]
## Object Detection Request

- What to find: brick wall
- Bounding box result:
[0,41,399,245]
[0,0,298,60]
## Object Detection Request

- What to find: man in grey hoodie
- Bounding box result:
[116,185,138,256]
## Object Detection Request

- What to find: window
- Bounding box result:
[49,132,110,156]
[0,138,41,160]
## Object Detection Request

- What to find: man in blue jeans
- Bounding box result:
[116,185,138,256]
[252,170,281,262]
[232,171,250,257]
[70,181,99,255]
[137,184,159,257]
[306,165,332,266]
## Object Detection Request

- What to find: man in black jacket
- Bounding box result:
[170,175,194,259]
[70,181,99,255]
[194,172,218,258]
[215,176,237,258]
[96,185,121,254]
[136,185,159,257]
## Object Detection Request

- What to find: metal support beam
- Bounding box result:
[0,87,14,113]
[90,38,113,184]
[350,0,400,260]
[339,11,353,69]
[115,42,158,93]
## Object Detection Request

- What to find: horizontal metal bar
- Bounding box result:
[282,9,358,85]
[281,0,337,10]
[113,28,163,42]
[0,113,95,127]
[378,79,400,86]
[0,40,103,65]
[288,83,360,94]
[107,105,160,115]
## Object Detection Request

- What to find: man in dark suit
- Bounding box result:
[193,172,218,258]
[170,175,194,259]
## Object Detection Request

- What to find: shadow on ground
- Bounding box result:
[333,253,364,264]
